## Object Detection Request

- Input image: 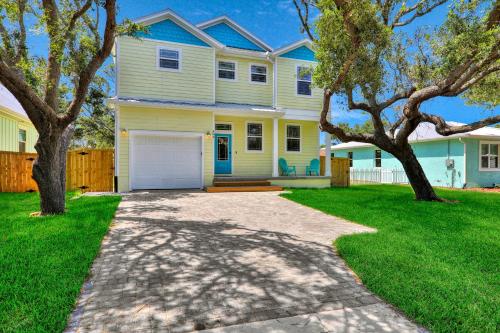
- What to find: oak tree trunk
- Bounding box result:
[394,143,441,201]
[32,125,74,215]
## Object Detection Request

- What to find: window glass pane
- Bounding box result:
[19,129,26,142]
[297,67,312,81]
[490,156,499,169]
[247,123,262,136]
[215,124,232,131]
[287,125,300,138]
[19,142,26,153]
[348,152,353,167]
[375,150,381,158]
[160,49,178,59]
[219,62,235,70]
[159,58,179,69]
[217,137,228,161]
[490,144,498,156]
[481,144,489,155]
[218,70,235,80]
[287,138,300,152]
[481,156,489,168]
[251,73,266,83]
[251,65,266,74]
[297,81,311,95]
[247,137,262,151]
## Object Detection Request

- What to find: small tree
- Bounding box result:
[0,1,137,214]
[294,0,499,201]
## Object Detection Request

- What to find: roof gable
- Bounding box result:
[136,19,209,47]
[133,9,223,48]
[197,16,272,52]
[0,84,28,120]
[280,45,316,61]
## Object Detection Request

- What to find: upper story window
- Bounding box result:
[286,125,301,152]
[247,122,263,152]
[296,66,312,96]
[218,61,237,80]
[157,47,181,71]
[250,64,267,84]
[348,151,353,167]
[374,149,382,167]
[480,142,499,170]
[19,129,26,153]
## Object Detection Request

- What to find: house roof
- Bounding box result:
[133,9,224,49]
[196,16,272,52]
[273,39,314,57]
[329,121,500,150]
[0,84,29,120]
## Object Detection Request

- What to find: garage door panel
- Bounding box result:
[131,134,202,190]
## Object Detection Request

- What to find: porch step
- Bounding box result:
[205,185,283,193]
[213,180,271,187]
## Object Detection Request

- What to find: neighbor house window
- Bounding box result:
[348,151,353,167]
[19,129,26,153]
[250,64,267,83]
[375,149,382,167]
[480,142,499,170]
[286,125,301,152]
[247,123,263,151]
[157,47,180,71]
[296,66,312,96]
[218,61,236,80]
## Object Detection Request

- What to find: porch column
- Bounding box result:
[272,118,279,177]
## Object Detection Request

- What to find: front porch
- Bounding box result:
[206,175,331,192]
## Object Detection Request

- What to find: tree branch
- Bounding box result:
[293,0,316,41]
[420,113,500,135]
[60,0,116,127]
[42,0,62,110]
[392,0,448,28]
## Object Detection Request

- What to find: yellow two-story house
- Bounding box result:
[111,9,332,191]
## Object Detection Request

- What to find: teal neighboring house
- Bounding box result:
[327,122,500,188]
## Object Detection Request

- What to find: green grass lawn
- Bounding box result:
[282,185,499,333]
[0,192,121,333]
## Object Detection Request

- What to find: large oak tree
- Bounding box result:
[0,0,136,214]
[294,0,499,200]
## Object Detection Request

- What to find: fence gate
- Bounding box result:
[0,149,114,193]
[320,156,350,187]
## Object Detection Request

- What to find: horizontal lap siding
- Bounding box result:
[276,57,322,111]
[215,116,273,176]
[118,37,214,103]
[465,138,500,187]
[279,120,319,175]
[0,111,37,153]
[118,107,214,192]
[215,56,273,106]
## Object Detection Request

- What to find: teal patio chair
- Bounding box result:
[306,158,320,176]
[279,158,297,176]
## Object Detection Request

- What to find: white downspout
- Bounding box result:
[459,138,467,188]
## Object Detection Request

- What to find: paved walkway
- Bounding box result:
[68,191,421,333]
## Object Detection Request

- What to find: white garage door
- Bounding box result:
[131,134,202,190]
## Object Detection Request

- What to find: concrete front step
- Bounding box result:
[213,180,272,187]
[205,185,283,193]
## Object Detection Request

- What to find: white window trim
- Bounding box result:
[374,149,382,168]
[248,63,268,85]
[285,123,302,153]
[156,46,182,72]
[217,60,238,82]
[245,121,264,153]
[214,121,233,134]
[295,64,313,98]
[479,141,500,172]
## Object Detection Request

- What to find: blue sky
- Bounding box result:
[24,0,499,128]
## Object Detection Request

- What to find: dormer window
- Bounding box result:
[250,64,267,84]
[296,66,312,96]
[218,61,237,80]
[157,47,181,71]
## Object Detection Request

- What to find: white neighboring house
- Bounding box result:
[0,84,37,153]
[321,122,500,188]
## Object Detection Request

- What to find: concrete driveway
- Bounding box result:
[68,191,421,333]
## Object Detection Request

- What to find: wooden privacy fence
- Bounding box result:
[320,156,350,187]
[0,149,114,193]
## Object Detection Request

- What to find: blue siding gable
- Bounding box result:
[136,19,209,47]
[280,46,316,61]
[202,23,264,51]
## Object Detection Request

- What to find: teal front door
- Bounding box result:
[214,134,232,174]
